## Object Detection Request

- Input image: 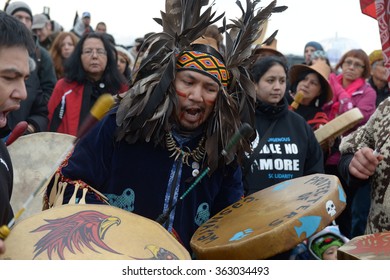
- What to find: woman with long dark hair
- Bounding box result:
[47,32,128,136]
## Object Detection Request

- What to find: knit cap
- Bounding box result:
[310,234,344,260]
[368,49,384,65]
[5,1,33,20]
[304,41,324,52]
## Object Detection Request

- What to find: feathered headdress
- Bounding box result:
[116,0,286,173]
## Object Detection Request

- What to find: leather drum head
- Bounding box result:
[191,174,346,259]
[314,108,363,150]
[1,204,190,260]
[8,132,76,220]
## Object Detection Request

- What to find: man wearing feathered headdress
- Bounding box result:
[44,0,279,255]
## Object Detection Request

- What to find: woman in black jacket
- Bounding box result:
[243,56,324,195]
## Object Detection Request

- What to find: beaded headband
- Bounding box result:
[176,50,229,88]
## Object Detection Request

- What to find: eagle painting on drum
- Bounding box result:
[1,205,191,260]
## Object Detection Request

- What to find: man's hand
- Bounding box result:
[349,147,383,179]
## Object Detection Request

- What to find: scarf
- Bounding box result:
[328,74,365,120]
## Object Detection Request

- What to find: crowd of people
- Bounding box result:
[1,0,390,260]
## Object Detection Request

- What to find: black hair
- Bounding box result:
[64,32,126,93]
[0,11,34,53]
[250,56,288,83]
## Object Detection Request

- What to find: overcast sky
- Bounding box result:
[1,0,382,58]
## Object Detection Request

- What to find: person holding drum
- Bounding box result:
[0,11,35,254]
[41,0,273,255]
[44,42,252,254]
[287,60,333,131]
[338,97,389,236]
[47,32,128,136]
[243,56,324,195]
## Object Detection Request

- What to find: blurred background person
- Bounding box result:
[115,45,133,86]
[49,31,79,79]
[322,48,376,239]
[31,13,58,51]
[95,21,107,33]
[368,49,389,107]
[287,60,333,131]
[47,32,128,136]
[95,21,115,44]
[81,11,93,35]
[303,41,324,65]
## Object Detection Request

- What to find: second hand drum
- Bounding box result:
[8,132,76,221]
[190,173,347,259]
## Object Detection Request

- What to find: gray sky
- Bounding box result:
[1,0,382,58]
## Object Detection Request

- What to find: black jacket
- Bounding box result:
[243,97,324,195]
[0,140,13,226]
[7,38,56,132]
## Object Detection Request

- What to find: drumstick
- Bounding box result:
[0,94,115,240]
[5,121,28,146]
[155,123,253,225]
[290,91,304,111]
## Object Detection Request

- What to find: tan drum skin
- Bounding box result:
[191,174,346,260]
[314,108,364,150]
[8,132,76,220]
[1,204,191,260]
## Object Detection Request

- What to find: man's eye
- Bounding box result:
[2,76,15,81]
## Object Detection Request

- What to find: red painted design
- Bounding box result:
[31,210,121,259]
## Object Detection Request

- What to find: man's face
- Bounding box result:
[12,11,32,29]
[304,46,316,64]
[82,17,91,27]
[33,23,51,42]
[173,70,219,131]
[371,60,388,83]
[0,47,30,128]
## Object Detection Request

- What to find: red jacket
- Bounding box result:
[48,79,128,136]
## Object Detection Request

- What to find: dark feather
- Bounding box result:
[116,0,287,172]
[272,5,288,13]
[117,0,224,145]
